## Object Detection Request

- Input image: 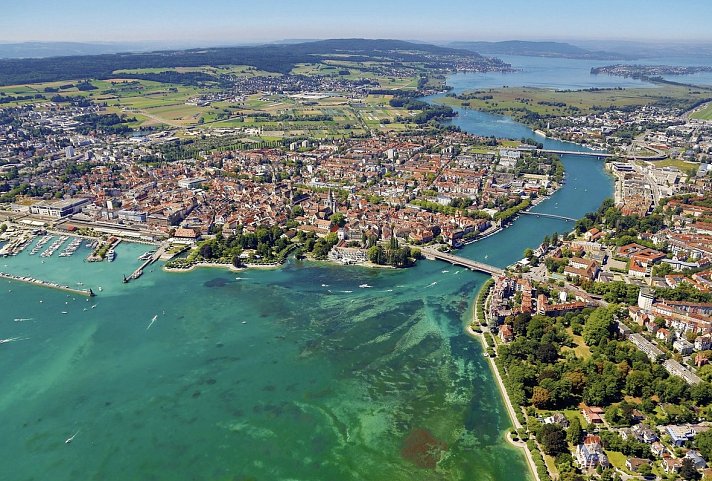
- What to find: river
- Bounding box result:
[0,57,619,481]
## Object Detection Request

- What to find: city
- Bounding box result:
[2,2,712,481]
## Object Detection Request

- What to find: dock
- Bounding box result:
[0,271,95,297]
[124,244,167,283]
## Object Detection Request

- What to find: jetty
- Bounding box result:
[0,271,95,297]
[420,248,504,276]
[124,244,167,283]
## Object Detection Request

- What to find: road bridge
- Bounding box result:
[516,148,666,161]
[420,248,504,276]
[519,211,577,222]
[516,148,613,158]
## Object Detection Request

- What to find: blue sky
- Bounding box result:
[1,0,711,44]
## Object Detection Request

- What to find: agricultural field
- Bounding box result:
[0,65,427,136]
[437,85,712,121]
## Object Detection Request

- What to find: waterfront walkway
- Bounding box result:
[420,248,504,276]
[519,211,577,222]
[467,288,541,481]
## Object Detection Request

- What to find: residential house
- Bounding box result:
[665,425,697,446]
[499,324,514,343]
[581,404,605,425]
[576,434,609,469]
[625,457,650,473]
[686,450,707,469]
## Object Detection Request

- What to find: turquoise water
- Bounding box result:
[1,245,527,481]
[1,60,617,481]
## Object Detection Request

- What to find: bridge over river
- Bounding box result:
[519,211,578,222]
[419,248,504,276]
[515,148,666,161]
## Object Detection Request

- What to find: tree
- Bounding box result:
[531,386,551,408]
[329,212,346,228]
[680,457,701,480]
[583,306,617,346]
[638,464,653,477]
[696,430,712,461]
[567,417,583,445]
[538,423,567,455]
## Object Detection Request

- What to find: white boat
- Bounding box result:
[107,249,116,262]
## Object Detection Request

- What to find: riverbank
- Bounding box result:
[466,284,540,481]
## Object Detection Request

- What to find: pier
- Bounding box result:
[519,211,577,222]
[124,244,167,283]
[420,248,504,276]
[0,271,95,297]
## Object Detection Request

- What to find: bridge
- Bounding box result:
[516,148,667,161]
[420,248,504,276]
[519,211,578,222]
[516,148,612,158]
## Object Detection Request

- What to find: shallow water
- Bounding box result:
[0,245,530,481]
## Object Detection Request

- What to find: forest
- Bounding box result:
[0,39,494,86]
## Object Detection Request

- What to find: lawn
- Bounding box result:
[691,102,712,120]
[563,328,592,360]
[562,409,588,429]
[605,450,631,474]
[646,158,700,172]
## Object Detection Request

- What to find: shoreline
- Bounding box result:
[467,286,540,481]
[162,261,283,273]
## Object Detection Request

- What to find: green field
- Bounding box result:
[0,64,432,136]
[691,102,712,120]
[643,158,700,171]
[437,85,712,126]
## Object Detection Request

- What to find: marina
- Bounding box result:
[41,235,69,258]
[29,234,53,255]
[58,238,83,257]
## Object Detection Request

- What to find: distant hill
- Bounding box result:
[0,42,152,59]
[448,40,630,60]
[0,38,506,86]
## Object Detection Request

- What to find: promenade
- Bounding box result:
[467,285,540,481]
